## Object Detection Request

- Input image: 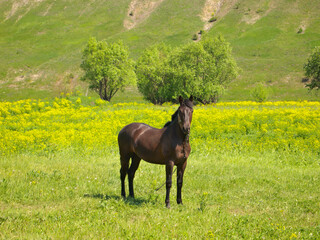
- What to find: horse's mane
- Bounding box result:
[163,110,178,127]
[163,99,193,127]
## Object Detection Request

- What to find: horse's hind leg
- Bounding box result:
[120,154,130,199]
[128,154,141,198]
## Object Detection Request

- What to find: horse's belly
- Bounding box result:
[134,145,166,164]
[132,132,166,164]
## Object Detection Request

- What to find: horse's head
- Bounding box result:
[178,95,194,135]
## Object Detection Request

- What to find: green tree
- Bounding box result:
[136,44,172,104]
[169,35,239,103]
[80,37,136,101]
[136,36,239,104]
[304,46,320,91]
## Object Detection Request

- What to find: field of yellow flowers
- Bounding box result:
[1,98,320,239]
[1,98,319,158]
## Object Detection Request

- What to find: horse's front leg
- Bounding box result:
[177,160,187,205]
[165,160,174,208]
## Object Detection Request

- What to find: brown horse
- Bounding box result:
[118,96,194,208]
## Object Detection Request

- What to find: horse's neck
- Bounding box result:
[169,118,189,144]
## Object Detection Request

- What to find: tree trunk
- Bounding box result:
[104,78,107,101]
[99,80,103,99]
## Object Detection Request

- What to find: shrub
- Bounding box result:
[208,17,217,22]
[304,46,320,91]
[256,9,263,14]
[251,83,269,102]
[192,34,198,41]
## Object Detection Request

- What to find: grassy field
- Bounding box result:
[1,1,320,237]
[1,98,319,238]
[1,0,320,101]
[1,151,319,239]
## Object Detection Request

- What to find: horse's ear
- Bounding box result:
[179,96,183,105]
[189,95,194,102]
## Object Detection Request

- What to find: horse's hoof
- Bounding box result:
[166,203,171,209]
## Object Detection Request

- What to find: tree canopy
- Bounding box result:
[80,37,136,101]
[136,44,172,104]
[136,35,239,104]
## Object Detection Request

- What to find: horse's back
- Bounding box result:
[118,123,149,140]
[118,122,142,144]
[118,122,166,163]
[118,123,153,150]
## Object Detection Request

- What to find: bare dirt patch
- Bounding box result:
[14,75,26,83]
[199,0,238,31]
[123,0,165,30]
[5,70,44,90]
[297,19,308,34]
[4,0,46,22]
[242,13,261,25]
[241,1,277,25]
[200,0,223,31]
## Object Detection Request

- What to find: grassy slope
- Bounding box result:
[0,0,319,101]
[0,0,132,100]
[0,0,204,101]
[209,0,320,100]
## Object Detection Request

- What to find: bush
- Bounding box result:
[192,34,198,41]
[251,83,269,102]
[304,46,320,91]
[208,17,217,22]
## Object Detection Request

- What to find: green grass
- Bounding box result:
[1,98,319,238]
[208,0,320,101]
[1,149,319,238]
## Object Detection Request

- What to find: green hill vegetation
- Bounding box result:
[0,0,319,101]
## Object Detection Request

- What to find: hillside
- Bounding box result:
[0,0,319,101]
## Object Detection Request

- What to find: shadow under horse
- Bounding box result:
[118,96,194,208]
